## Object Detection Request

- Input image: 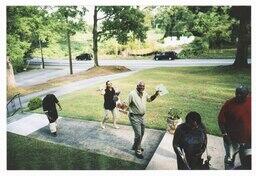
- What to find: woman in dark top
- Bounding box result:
[173,111,208,169]
[101,81,120,129]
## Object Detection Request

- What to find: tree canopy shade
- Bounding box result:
[92,6,148,66]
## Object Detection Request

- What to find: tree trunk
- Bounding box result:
[93,6,99,67]
[233,15,249,67]
[67,31,73,74]
[39,40,45,69]
[7,56,16,88]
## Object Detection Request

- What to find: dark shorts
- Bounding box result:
[47,109,58,123]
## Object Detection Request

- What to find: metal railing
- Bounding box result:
[7,93,23,117]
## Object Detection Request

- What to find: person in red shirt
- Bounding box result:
[218,85,251,169]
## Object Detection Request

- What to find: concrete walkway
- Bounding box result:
[7,112,241,169]
[7,113,164,166]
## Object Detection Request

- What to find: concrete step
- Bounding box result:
[146,132,241,170]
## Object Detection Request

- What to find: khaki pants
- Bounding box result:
[129,113,145,152]
[49,120,58,133]
[102,108,118,125]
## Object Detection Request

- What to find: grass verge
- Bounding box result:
[180,47,251,59]
[33,66,251,136]
[7,132,144,170]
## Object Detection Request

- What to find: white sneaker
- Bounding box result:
[101,122,106,129]
[113,125,119,129]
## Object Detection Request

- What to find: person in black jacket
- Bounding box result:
[100,81,120,129]
[42,94,62,136]
[173,111,207,169]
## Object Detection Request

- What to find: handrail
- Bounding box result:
[7,93,21,106]
[7,93,23,117]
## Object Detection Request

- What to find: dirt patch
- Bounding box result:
[7,66,130,100]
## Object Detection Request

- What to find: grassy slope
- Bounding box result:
[34,66,250,136]
[7,132,143,170]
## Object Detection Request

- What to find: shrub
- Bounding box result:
[178,37,209,58]
[28,97,42,110]
[167,108,182,120]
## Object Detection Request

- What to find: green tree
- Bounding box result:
[7,6,59,72]
[26,6,58,69]
[155,6,236,56]
[155,6,194,38]
[230,6,251,68]
[92,6,148,66]
[53,6,87,74]
[192,7,235,48]
[7,6,40,72]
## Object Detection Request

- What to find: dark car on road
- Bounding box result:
[75,53,93,61]
[154,51,178,60]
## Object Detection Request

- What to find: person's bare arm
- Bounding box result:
[147,90,160,102]
[57,102,62,111]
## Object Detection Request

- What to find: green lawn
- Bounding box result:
[7,132,143,170]
[35,66,250,136]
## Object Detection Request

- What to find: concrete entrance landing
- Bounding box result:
[146,132,241,170]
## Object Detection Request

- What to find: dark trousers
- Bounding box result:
[176,153,203,170]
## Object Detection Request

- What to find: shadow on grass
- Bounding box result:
[7,132,144,170]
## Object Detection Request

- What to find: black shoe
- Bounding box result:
[52,132,57,137]
[135,152,144,159]
[132,146,144,152]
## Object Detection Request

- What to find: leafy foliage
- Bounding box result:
[156,6,194,38]
[179,37,209,57]
[98,6,148,44]
[28,97,42,110]
[7,6,88,72]
[7,6,42,72]
[167,108,182,120]
[53,6,87,37]
[155,6,237,50]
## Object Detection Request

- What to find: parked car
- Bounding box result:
[75,53,93,61]
[154,51,178,60]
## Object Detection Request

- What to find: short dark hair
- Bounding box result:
[185,111,201,125]
[236,85,249,96]
[106,80,110,86]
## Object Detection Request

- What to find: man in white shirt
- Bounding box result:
[128,81,159,159]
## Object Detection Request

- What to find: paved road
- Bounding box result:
[16,58,250,87]
[30,58,243,70]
